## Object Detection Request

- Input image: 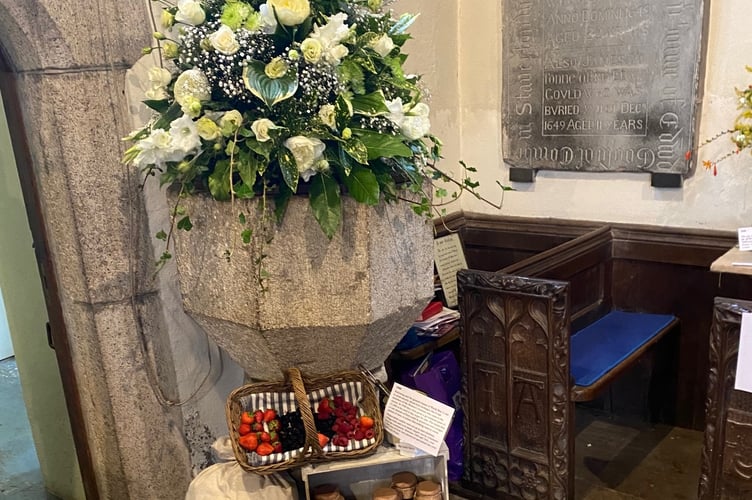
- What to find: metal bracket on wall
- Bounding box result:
[651,173,683,188]
[509,168,536,183]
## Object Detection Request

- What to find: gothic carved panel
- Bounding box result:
[458,270,572,499]
[699,298,752,500]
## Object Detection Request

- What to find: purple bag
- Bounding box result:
[399,351,464,481]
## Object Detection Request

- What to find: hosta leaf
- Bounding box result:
[353,129,412,160]
[309,174,341,239]
[277,148,299,193]
[242,60,299,108]
[344,165,380,205]
[351,91,389,117]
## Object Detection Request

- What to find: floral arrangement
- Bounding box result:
[123,0,494,262]
[697,65,752,175]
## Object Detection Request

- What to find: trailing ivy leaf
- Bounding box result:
[236,149,259,187]
[274,184,293,224]
[277,148,299,193]
[242,60,299,108]
[234,181,255,199]
[343,137,369,165]
[351,91,389,117]
[353,129,412,159]
[155,230,168,241]
[344,165,380,205]
[309,173,341,239]
[143,99,170,113]
[241,228,252,245]
[177,216,193,231]
[208,160,232,200]
[238,213,246,225]
[376,172,399,201]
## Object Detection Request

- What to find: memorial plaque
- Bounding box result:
[502,0,706,180]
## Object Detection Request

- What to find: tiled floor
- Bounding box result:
[0,357,56,499]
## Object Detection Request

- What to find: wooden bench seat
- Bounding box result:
[570,310,678,401]
[457,226,680,500]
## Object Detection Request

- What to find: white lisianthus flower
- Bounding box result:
[310,13,350,65]
[258,4,278,33]
[209,25,240,55]
[300,38,323,63]
[133,129,175,168]
[169,114,202,155]
[284,136,326,181]
[265,0,310,26]
[173,69,211,110]
[318,104,336,129]
[369,34,394,57]
[251,118,278,142]
[175,0,206,26]
[385,97,406,127]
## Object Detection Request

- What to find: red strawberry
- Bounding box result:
[273,441,283,453]
[238,433,258,451]
[253,410,264,423]
[238,423,252,436]
[240,411,253,425]
[260,431,271,443]
[319,398,330,410]
[317,433,330,448]
[252,422,263,432]
[263,409,277,423]
[256,442,274,456]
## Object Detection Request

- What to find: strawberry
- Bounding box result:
[238,433,258,451]
[252,422,263,432]
[273,441,283,453]
[256,442,274,456]
[253,409,264,423]
[263,408,277,423]
[317,433,330,448]
[359,415,374,430]
[319,398,330,410]
[240,411,253,425]
[260,431,271,443]
[238,423,252,436]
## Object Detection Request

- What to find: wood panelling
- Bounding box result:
[444,212,752,430]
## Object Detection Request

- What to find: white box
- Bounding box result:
[299,446,448,500]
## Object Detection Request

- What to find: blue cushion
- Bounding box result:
[570,311,676,387]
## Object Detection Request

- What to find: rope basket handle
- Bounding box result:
[287,367,324,458]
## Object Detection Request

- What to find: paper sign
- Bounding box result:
[383,383,455,457]
[739,227,752,251]
[736,313,752,393]
[434,234,468,308]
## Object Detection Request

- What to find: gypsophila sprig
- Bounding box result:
[124,0,505,268]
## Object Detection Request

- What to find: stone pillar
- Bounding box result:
[0,1,193,498]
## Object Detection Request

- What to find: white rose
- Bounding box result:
[209,25,240,55]
[266,0,310,27]
[370,34,394,57]
[251,118,278,142]
[325,44,348,65]
[173,69,211,108]
[284,136,326,181]
[318,104,336,129]
[400,102,431,139]
[169,114,202,155]
[175,0,206,26]
[300,38,323,63]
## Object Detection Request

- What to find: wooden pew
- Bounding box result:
[456,226,678,499]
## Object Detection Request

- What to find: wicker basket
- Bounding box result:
[226,367,384,474]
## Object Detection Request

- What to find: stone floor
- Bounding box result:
[0,357,58,499]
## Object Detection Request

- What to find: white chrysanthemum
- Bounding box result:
[173,69,211,109]
[310,13,350,65]
[169,114,202,156]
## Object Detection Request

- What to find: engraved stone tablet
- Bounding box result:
[502,0,705,177]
